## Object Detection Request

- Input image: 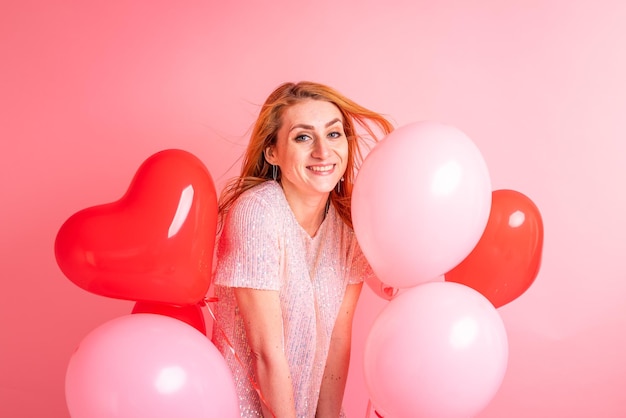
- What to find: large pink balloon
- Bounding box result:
[364,282,508,418]
[66,314,239,418]
[352,122,491,288]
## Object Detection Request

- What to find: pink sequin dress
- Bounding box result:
[211,181,374,418]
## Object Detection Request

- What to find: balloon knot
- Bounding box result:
[203,296,219,305]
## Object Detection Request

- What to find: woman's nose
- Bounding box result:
[312,138,331,158]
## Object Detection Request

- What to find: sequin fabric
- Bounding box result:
[211,181,374,418]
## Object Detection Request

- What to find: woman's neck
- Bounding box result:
[281,188,330,237]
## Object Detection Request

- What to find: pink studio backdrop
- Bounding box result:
[2,1,625,417]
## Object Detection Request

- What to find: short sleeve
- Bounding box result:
[347,236,376,285]
[213,192,282,291]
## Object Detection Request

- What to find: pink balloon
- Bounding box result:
[353,121,491,288]
[65,314,239,418]
[364,282,508,418]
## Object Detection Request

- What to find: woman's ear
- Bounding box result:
[264,146,277,165]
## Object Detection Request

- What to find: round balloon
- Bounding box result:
[446,189,544,308]
[65,314,238,418]
[352,122,491,288]
[54,149,218,305]
[364,282,508,418]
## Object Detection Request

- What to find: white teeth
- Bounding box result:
[309,164,334,172]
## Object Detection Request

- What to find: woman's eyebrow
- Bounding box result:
[289,118,343,132]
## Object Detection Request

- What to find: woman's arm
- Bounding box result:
[234,287,297,418]
[316,282,364,417]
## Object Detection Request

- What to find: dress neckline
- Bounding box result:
[272,181,331,240]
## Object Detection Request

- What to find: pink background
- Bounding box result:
[2,1,625,417]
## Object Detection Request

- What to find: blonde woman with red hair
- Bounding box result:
[211,81,393,417]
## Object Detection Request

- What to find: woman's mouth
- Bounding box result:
[308,164,335,174]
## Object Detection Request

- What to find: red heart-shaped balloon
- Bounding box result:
[445,189,544,308]
[55,149,218,305]
[131,301,207,334]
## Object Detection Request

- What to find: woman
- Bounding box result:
[211,81,393,417]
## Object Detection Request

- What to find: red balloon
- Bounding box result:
[132,301,207,334]
[445,189,544,308]
[55,149,218,305]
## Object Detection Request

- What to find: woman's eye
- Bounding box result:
[295,134,311,142]
[328,131,342,139]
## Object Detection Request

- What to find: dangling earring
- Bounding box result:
[272,164,278,181]
[336,176,344,193]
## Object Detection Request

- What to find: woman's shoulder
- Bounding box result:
[236,180,282,205]
[327,205,356,238]
[221,181,286,237]
[228,180,285,219]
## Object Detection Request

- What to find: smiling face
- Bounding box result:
[265,99,348,202]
